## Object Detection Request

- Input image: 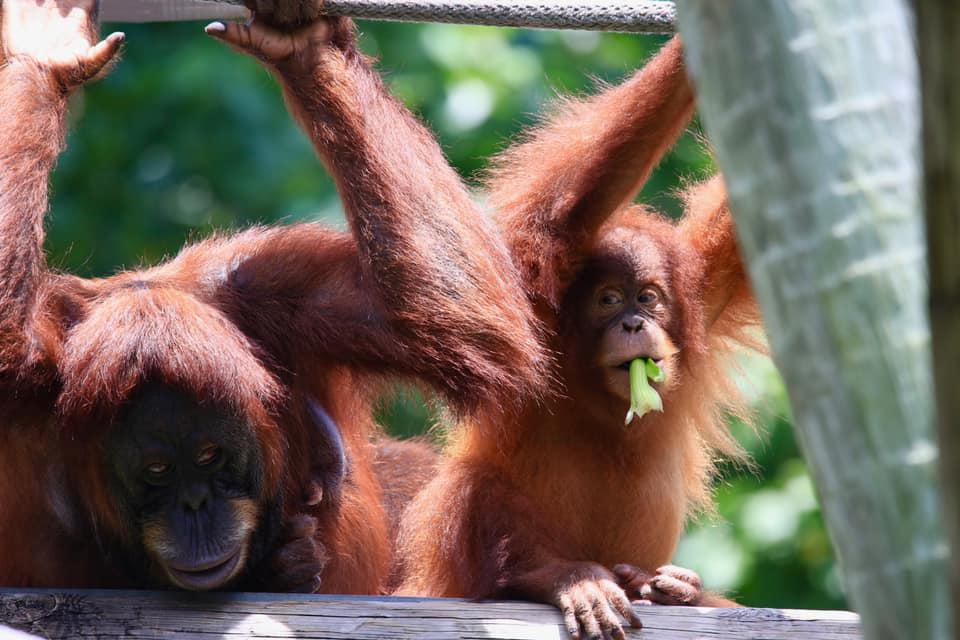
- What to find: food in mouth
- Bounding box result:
[625,358,665,425]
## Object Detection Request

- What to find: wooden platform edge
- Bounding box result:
[0,588,862,639]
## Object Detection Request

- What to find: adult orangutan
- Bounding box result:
[397,37,761,638]
[0,0,542,593]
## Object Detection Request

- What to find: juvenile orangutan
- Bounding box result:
[398,37,760,638]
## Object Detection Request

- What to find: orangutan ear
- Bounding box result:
[304,398,349,507]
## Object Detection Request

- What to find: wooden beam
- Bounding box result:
[0,589,860,639]
[916,2,960,636]
[675,2,947,638]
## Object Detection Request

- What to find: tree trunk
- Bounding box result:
[917,2,960,636]
[676,2,950,639]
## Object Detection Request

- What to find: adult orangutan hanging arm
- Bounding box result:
[206,14,545,413]
[0,1,124,393]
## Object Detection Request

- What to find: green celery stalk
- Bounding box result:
[625,358,664,425]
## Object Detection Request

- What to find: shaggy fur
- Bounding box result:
[0,19,543,591]
[397,36,762,614]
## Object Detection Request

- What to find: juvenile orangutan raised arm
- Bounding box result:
[206,14,544,412]
[0,2,123,386]
[488,36,694,308]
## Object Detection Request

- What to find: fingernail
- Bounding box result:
[111,32,126,43]
[205,21,227,34]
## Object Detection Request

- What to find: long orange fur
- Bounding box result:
[0,16,543,591]
[397,37,762,612]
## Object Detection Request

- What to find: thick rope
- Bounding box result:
[101,0,677,33]
[324,0,676,33]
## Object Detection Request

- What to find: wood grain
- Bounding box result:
[0,589,860,639]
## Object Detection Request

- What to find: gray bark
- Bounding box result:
[676,2,949,639]
[917,1,960,634]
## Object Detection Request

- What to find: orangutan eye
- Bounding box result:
[638,287,660,305]
[144,461,172,479]
[195,445,221,467]
[598,288,624,307]
[146,462,170,475]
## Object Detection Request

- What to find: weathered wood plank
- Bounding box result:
[0,589,860,639]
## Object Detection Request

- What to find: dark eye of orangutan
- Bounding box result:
[637,286,659,306]
[196,444,221,467]
[143,460,173,486]
[597,287,624,309]
[107,383,270,592]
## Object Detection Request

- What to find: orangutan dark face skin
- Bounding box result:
[107,384,269,591]
[568,234,681,403]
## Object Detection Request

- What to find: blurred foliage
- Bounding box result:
[675,357,846,609]
[52,19,844,609]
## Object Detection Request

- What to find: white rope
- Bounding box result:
[100,0,677,33]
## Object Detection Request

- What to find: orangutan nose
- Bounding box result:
[182,483,211,512]
[622,314,645,333]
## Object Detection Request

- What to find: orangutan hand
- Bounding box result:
[1,0,124,91]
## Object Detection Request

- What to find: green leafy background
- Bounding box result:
[52,20,845,609]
